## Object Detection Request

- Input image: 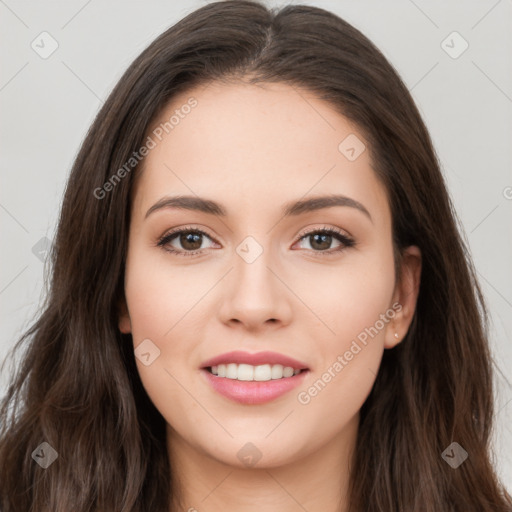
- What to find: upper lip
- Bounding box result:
[200,350,309,370]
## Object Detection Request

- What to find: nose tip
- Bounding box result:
[219,256,292,331]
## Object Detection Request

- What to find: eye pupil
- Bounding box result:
[310,233,332,251]
[181,232,202,250]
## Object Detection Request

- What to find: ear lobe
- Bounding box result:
[118,297,132,334]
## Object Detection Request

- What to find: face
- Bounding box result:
[119,81,421,469]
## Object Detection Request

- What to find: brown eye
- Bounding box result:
[157,228,217,256]
[295,227,355,253]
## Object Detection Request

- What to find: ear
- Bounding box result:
[384,245,422,349]
[118,296,132,334]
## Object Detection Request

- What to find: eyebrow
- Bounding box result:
[145,194,372,223]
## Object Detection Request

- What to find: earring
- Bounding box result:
[394,333,399,339]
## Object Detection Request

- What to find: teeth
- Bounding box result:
[209,363,302,381]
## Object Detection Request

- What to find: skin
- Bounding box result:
[119,81,422,512]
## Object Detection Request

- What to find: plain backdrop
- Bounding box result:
[1,0,511,492]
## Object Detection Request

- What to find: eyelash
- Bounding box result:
[156,225,356,257]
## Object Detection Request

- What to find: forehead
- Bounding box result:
[133,81,390,226]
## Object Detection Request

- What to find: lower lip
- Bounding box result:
[200,368,309,405]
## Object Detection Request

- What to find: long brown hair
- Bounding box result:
[1,1,510,510]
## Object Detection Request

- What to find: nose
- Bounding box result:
[217,244,292,332]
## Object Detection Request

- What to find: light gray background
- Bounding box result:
[1,0,511,491]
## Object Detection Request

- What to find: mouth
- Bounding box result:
[199,350,310,404]
[200,365,309,405]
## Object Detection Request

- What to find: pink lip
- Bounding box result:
[200,368,309,405]
[200,350,309,370]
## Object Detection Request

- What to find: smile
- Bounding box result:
[201,367,309,405]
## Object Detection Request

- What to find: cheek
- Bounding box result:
[331,267,394,343]
[124,246,209,341]
[290,244,396,350]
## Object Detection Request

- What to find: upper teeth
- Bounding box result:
[210,363,301,381]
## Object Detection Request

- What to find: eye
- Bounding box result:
[157,227,218,256]
[293,226,355,255]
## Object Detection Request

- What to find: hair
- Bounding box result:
[0,1,510,510]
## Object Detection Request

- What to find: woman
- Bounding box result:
[0,1,510,510]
